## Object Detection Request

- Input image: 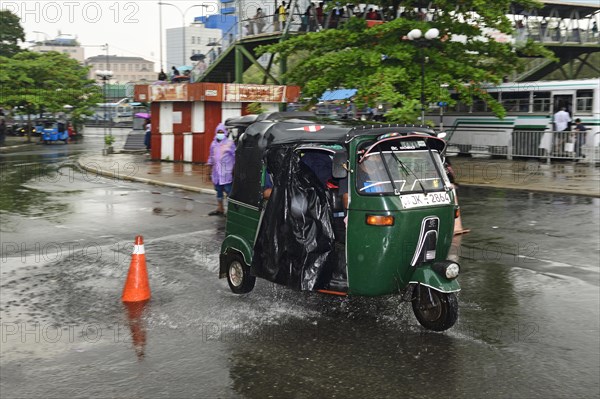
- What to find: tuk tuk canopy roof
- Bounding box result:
[224,114,258,127]
[243,120,442,148]
[256,111,317,122]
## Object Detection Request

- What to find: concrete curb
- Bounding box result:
[0,142,38,152]
[76,159,217,195]
[455,181,600,198]
[76,154,598,198]
[450,158,600,197]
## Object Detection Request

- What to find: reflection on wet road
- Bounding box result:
[1,142,598,398]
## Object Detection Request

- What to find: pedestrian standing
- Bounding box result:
[554,107,571,132]
[316,2,324,28]
[253,8,266,34]
[573,118,586,132]
[301,5,310,32]
[193,59,207,79]
[516,20,527,43]
[346,100,356,119]
[548,107,571,154]
[367,8,378,20]
[67,122,76,143]
[171,66,180,82]
[0,119,6,146]
[308,3,318,31]
[207,123,235,216]
[144,118,151,151]
[276,1,288,31]
[573,118,587,157]
[372,106,381,121]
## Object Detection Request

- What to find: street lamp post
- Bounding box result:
[407,28,440,124]
[159,2,211,67]
[95,69,113,146]
[159,2,164,71]
[439,83,449,132]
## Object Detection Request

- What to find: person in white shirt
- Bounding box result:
[540,107,571,154]
[554,107,571,131]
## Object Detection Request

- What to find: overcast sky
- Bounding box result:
[3,0,271,70]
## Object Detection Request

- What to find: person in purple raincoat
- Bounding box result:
[207,123,235,216]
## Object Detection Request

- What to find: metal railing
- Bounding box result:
[192,11,308,82]
[448,130,600,164]
[516,25,600,45]
[512,130,590,160]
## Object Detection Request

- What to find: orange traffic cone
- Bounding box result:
[453,188,470,235]
[122,236,151,302]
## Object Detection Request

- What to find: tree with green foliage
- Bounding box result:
[0,51,102,141]
[259,0,554,123]
[247,102,267,114]
[0,10,25,58]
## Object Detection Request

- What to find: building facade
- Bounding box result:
[29,38,85,64]
[86,56,156,84]
[166,23,223,68]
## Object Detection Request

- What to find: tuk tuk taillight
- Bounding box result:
[455,208,460,218]
[366,215,394,226]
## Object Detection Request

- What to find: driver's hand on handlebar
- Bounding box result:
[263,187,272,200]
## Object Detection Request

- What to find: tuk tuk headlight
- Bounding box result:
[432,260,460,280]
[445,263,460,279]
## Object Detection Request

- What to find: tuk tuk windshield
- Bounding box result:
[356,149,448,195]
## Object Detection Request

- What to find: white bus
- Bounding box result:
[91,98,133,124]
[433,78,600,158]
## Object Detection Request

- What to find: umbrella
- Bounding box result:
[135,113,150,119]
[177,65,193,72]
[319,89,357,101]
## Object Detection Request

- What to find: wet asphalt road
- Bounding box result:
[1,130,599,398]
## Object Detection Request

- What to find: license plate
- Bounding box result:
[401,192,451,209]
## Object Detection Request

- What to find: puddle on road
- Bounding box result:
[1,200,598,398]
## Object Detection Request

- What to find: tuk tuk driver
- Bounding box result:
[356,153,390,193]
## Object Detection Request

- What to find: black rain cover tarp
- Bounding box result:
[229,127,266,207]
[251,146,336,291]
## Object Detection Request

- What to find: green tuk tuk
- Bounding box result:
[219,120,461,331]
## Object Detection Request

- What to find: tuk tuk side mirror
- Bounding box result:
[332,151,348,179]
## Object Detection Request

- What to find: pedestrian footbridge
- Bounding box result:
[193,0,599,84]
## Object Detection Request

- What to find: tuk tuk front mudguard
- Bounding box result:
[219,235,253,279]
[346,203,456,296]
[409,265,461,293]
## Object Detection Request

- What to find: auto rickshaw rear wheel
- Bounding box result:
[411,285,458,331]
[226,253,256,294]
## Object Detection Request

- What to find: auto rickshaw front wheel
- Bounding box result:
[226,253,256,294]
[411,285,458,331]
